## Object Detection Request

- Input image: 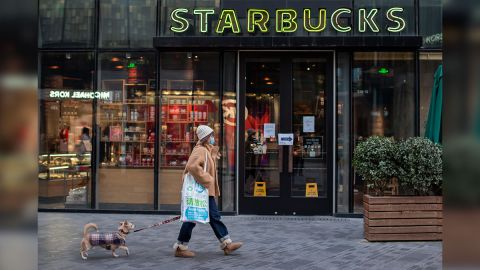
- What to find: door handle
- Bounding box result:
[288,145,293,173]
[278,146,283,173]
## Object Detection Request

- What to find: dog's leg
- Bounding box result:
[80,240,88,260]
[118,246,129,256]
[112,248,119,258]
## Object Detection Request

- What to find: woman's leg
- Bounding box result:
[177,222,196,244]
[208,196,229,241]
[208,196,243,254]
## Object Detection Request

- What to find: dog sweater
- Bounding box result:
[88,232,125,246]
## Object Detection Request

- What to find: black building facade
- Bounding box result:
[38,0,442,215]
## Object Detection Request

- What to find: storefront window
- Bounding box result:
[158,52,222,210]
[39,0,95,48]
[97,52,156,209]
[420,0,442,48]
[99,0,157,48]
[336,52,351,213]
[352,52,415,213]
[420,52,443,136]
[39,52,94,209]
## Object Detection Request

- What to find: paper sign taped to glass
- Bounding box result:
[278,133,294,145]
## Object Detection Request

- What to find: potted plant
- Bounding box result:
[354,136,443,241]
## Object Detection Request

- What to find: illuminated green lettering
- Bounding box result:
[303,8,326,32]
[386,7,406,32]
[170,8,189,33]
[276,9,297,33]
[331,8,352,32]
[193,9,215,33]
[247,9,269,33]
[358,8,380,33]
[215,9,241,34]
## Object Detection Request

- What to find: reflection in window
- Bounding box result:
[99,0,156,48]
[420,53,443,136]
[420,0,443,48]
[352,52,415,213]
[39,52,94,209]
[159,52,221,210]
[39,0,95,48]
[97,52,156,209]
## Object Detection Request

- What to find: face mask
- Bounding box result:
[209,136,215,145]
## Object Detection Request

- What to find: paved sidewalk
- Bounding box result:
[38,213,441,270]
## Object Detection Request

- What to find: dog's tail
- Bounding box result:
[83,223,98,237]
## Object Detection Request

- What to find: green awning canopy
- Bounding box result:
[425,65,443,144]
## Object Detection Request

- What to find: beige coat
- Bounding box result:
[183,142,220,197]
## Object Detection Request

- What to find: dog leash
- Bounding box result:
[133,216,181,233]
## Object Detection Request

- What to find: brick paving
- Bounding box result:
[38,213,441,270]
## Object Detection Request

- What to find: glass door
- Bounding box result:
[239,52,333,215]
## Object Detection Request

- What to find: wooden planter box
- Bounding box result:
[364,195,443,241]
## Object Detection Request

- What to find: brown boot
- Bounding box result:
[221,239,243,255]
[173,243,195,258]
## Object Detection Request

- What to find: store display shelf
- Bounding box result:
[124,130,146,133]
[100,165,154,169]
[162,140,196,143]
[101,140,148,143]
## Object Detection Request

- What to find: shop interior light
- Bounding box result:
[266,81,274,85]
[65,53,71,60]
[187,52,192,59]
[48,65,60,70]
[263,76,270,81]
[115,65,124,69]
[126,53,131,59]
[128,63,136,68]
[111,57,120,62]
[378,67,390,75]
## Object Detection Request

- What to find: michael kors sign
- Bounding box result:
[169,7,406,34]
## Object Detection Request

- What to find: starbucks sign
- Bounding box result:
[169,7,407,34]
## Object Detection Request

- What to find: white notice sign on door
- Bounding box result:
[303,116,315,133]
[264,123,276,138]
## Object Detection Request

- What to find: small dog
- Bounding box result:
[80,220,135,260]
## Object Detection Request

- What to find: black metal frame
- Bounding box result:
[238,52,334,215]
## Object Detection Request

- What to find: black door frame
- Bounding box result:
[238,51,334,215]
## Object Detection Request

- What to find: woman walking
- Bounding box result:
[174,125,243,258]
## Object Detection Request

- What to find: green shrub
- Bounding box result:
[352,136,397,196]
[396,137,442,195]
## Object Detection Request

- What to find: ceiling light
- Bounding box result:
[125,53,131,59]
[111,57,120,62]
[48,65,60,70]
[115,65,124,69]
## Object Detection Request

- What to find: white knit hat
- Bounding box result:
[196,125,213,141]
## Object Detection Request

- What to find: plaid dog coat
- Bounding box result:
[88,232,125,247]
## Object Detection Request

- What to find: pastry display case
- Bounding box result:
[38,153,91,203]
